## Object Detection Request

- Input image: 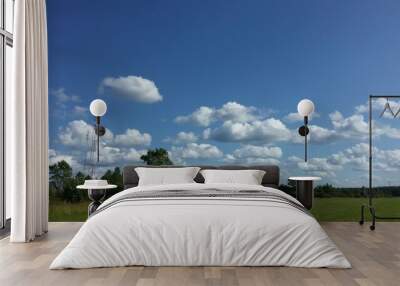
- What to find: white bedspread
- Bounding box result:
[50,183,351,269]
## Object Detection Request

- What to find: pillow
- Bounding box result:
[200,169,266,185]
[135,167,201,186]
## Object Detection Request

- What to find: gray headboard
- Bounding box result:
[123,165,280,189]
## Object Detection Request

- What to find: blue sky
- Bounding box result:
[47,0,400,186]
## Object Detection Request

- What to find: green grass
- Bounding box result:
[49,199,89,222]
[311,197,400,221]
[49,197,400,222]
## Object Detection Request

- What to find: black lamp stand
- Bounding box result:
[359,95,400,230]
[94,116,106,163]
[298,116,309,162]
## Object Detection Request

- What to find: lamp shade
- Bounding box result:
[90,99,107,117]
[297,99,315,117]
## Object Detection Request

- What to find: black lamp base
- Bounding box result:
[298,116,309,162]
[298,125,309,136]
[87,189,107,216]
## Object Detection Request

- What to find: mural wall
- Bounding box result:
[47,1,400,220]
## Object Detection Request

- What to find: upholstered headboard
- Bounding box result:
[123,165,280,190]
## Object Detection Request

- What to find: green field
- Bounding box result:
[49,200,90,222]
[49,197,400,222]
[311,197,400,221]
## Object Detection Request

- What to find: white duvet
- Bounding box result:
[50,183,351,269]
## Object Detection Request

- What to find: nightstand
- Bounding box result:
[77,180,117,216]
[288,177,321,210]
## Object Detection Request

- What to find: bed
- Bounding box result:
[50,165,350,269]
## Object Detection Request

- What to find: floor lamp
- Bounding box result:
[360,95,400,230]
[297,99,315,162]
[89,99,107,163]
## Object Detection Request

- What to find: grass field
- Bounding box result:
[49,197,400,222]
[311,197,400,221]
[49,200,89,222]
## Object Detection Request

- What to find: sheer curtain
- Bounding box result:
[8,0,48,242]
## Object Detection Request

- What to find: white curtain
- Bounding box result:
[8,0,49,242]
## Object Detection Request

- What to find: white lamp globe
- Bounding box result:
[297,99,315,117]
[90,99,107,117]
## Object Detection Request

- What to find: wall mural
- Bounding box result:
[47,1,400,221]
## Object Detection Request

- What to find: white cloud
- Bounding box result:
[329,111,369,138]
[202,128,211,140]
[176,131,198,143]
[224,145,282,165]
[355,98,400,118]
[327,110,400,141]
[284,112,319,123]
[99,75,162,103]
[59,121,152,151]
[170,143,223,160]
[308,125,340,143]
[96,146,146,166]
[73,105,88,115]
[174,102,258,127]
[205,118,292,143]
[50,88,82,119]
[327,143,370,171]
[164,131,198,144]
[168,151,185,165]
[125,148,147,162]
[114,128,152,146]
[291,143,371,176]
[290,110,397,145]
[49,149,81,170]
[58,120,114,148]
[177,103,400,146]
[289,111,368,145]
[51,88,80,104]
[355,102,370,114]
[285,143,400,181]
[284,112,304,123]
[175,106,215,127]
[378,125,400,139]
[288,156,341,178]
[98,146,124,165]
[176,102,338,145]
[56,120,154,172]
[224,155,280,165]
[233,145,282,159]
[335,143,400,172]
[49,149,56,157]
[174,102,400,145]
[216,102,258,122]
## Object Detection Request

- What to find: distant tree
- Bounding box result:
[314,184,335,198]
[49,160,82,202]
[101,169,113,181]
[49,160,73,196]
[140,148,173,165]
[101,167,123,197]
[75,171,90,185]
[63,177,81,203]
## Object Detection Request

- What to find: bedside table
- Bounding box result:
[77,180,117,216]
[288,177,321,210]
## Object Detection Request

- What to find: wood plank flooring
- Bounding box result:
[0,222,399,286]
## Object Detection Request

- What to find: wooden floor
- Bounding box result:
[0,222,399,286]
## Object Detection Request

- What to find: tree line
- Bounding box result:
[280,183,400,198]
[49,148,171,202]
[49,148,400,203]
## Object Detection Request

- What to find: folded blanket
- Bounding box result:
[93,188,310,217]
